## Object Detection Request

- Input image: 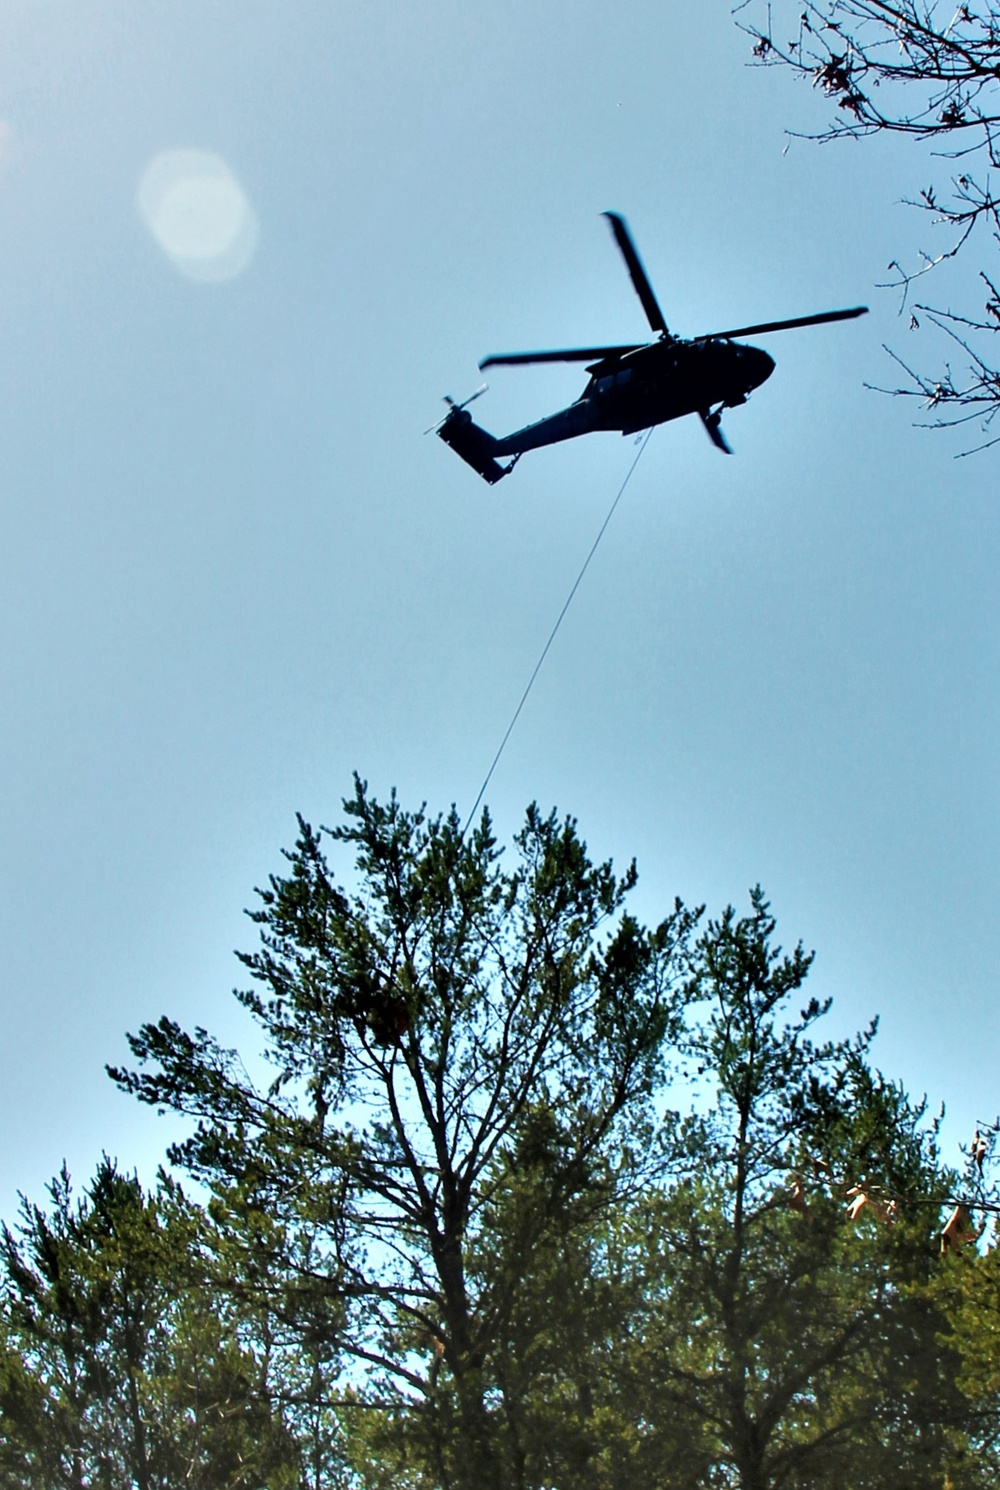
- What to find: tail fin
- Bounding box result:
[438,407,516,485]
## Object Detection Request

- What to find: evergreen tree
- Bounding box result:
[612,891,974,1490]
[110,780,699,1490]
[0,1159,297,1489]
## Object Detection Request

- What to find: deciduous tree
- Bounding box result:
[739,0,1000,447]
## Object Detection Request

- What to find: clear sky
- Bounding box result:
[1,0,996,1214]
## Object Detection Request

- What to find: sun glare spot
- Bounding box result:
[136,149,258,282]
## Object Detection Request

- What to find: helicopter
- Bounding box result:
[436,212,867,483]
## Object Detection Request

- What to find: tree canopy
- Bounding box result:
[109,782,701,1490]
[3,781,999,1488]
[0,1159,297,1489]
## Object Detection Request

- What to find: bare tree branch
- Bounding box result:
[738,0,1000,449]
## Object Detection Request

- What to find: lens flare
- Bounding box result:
[137,149,258,282]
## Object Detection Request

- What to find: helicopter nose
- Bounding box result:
[746,347,775,388]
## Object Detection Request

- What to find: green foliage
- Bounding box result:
[109,780,699,1490]
[615,891,968,1490]
[3,785,996,1488]
[0,1159,297,1489]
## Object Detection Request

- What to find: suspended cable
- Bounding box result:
[462,428,654,839]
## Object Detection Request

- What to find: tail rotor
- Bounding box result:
[424,383,488,435]
[431,385,516,484]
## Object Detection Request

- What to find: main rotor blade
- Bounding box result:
[478,345,641,370]
[699,306,869,341]
[603,212,669,337]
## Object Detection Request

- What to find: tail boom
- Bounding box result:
[437,398,601,482]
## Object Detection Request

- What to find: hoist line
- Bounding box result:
[462,427,654,840]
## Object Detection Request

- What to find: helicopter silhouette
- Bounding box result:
[436,212,867,483]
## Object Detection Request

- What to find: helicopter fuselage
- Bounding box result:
[490,337,775,457]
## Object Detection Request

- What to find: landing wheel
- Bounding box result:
[699,407,733,455]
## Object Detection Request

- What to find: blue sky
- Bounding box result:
[1,0,996,1213]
